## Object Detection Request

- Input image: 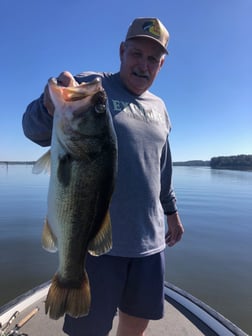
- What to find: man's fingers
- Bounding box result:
[43,84,55,116]
[43,71,78,116]
[165,228,183,247]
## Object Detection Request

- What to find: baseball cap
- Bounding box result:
[125,18,169,54]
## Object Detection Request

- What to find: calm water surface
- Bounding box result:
[0,164,251,334]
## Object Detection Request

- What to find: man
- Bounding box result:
[22,17,184,336]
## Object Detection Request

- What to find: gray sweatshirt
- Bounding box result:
[22,72,177,257]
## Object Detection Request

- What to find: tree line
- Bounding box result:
[210,155,252,170]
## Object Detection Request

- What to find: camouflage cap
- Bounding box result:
[125,18,169,54]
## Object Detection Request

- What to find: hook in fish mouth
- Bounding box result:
[91,89,107,114]
[95,104,106,114]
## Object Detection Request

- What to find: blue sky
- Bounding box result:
[0,0,251,161]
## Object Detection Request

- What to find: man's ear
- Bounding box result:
[119,42,126,62]
[159,56,165,70]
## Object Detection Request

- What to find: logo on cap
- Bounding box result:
[142,20,161,38]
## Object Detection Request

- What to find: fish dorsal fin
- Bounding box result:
[88,211,112,256]
[32,150,51,174]
[42,218,58,252]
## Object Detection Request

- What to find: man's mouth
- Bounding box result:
[132,71,149,80]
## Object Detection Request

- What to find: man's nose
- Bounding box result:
[138,58,148,71]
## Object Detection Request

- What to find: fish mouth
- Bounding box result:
[65,78,102,101]
[49,77,103,102]
[71,90,107,119]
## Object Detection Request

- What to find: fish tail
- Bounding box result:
[65,271,91,318]
[45,272,91,320]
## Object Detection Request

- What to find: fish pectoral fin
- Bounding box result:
[42,218,58,252]
[88,211,112,256]
[32,150,51,174]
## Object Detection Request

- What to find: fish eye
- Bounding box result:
[95,104,106,114]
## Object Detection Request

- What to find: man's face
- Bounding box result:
[119,38,165,96]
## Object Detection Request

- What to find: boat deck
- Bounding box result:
[1,282,248,336]
[2,294,218,336]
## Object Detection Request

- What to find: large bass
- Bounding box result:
[33,75,117,320]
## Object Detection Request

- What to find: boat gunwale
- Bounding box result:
[164,282,248,336]
[0,281,51,326]
[0,281,249,336]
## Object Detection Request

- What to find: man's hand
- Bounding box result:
[43,71,79,116]
[165,212,184,247]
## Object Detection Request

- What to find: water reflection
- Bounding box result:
[0,165,252,334]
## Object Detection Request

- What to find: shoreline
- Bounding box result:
[1,161,252,171]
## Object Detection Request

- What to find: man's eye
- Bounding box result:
[133,52,142,57]
[149,57,158,64]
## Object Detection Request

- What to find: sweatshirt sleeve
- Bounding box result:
[22,94,53,147]
[160,138,178,215]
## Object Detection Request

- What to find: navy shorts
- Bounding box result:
[63,251,165,336]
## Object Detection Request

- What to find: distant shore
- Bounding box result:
[1,160,210,166]
[173,160,210,167]
[0,161,35,165]
[1,154,252,171]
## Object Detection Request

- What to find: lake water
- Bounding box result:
[0,164,251,334]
